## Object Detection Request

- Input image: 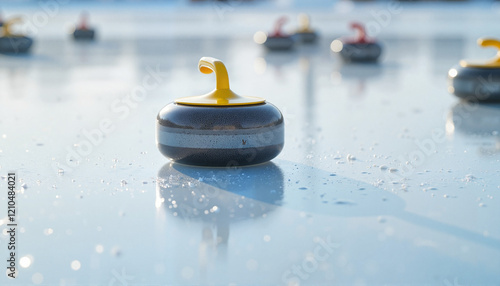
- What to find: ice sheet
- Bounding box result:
[0,3,500,286]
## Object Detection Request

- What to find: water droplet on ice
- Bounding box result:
[463,174,476,182]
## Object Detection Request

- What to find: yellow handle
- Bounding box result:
[478,38,500,67]
[175,57,265,106]
[2,17,23,37]
[198,57,230,90]
[298,13,311,32]
[460,38,500,68]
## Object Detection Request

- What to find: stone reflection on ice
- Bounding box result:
[156,162,284,281]
[156,162,284,222]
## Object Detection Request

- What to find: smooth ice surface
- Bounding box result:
[1,3,500,286]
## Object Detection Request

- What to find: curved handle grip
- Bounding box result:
[79,11,90,30]
[350,22,367,43]
[176,56,265,106]
[2,17,23,37]
[272,16,288,37]
[298,13,311,32]
[478,38,500,66]
[198,57,230,90]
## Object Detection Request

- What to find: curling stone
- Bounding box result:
[448,38,500,102]
[331,22,382,63]
[262,16,295,51]
[72,12,95,40]
[293,13,318,44]
[156,57,284,167]
[0,17,33,54]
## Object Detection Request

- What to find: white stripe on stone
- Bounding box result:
[156,125,284,149]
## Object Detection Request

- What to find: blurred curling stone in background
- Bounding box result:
[292,13,318,44]
[331,22,382,63]
[72,11,96,41]
[254,16,295,51]
[448,38,500,102]
[0,17,33,54]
